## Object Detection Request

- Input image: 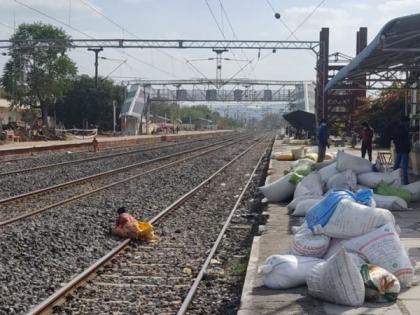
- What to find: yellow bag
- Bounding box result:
[274,153,294,161]
[304,153,318,161]
[325,153,333,160]
[137,221,158,242]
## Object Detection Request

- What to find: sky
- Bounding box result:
[0,0,419,84]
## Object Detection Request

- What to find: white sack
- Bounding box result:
[293,172,323,200]
[357,169,401,188]
[343,223,414,288]
[292,198,321,217]
[336,150,372,174]
[354,184,370,191]
[402,181,420,201]
[323,240,367,267]
[307,249,365,306]
[287,196,307,212]
[291,147,305,160]
[323,238,345,260]
[326,170,357,191]
[259,173,295,202]
[291,227,330,258]
[313,199,395,239]
[373,194,408,211]
[318,162,339,184]
[259,255,323,289]
[291,222,308,234]
[313,158,336,171]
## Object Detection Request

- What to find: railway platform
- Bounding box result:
[0,130,232,157]
[239,140,420,315]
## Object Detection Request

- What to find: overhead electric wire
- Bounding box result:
[285,0,328,41]
[204,0,226,41]
[14,0,92,38]
[203,0,248,82]
[256,0,322,74]
[103,59,127,79]
[217,0,257,79]
[185,59,216,87]
[78,0,194,78]
[264,0,277,13]
[222,59,254,86]
[0,21,14,30]
[13,0,176,79]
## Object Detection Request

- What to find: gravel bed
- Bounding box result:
[186,152,271,315]
[0,135,234,199]
[0,136,264,315]
[51,139,269,315]
[0,136,222,172]
[0,139,242,223]
[0,139,169,168]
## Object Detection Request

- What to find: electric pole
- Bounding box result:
[213,48,228,89]
[88,47,103,88]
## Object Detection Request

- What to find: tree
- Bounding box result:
[1,22,77,126]
[353,87,405,147]
[55,75,125,131]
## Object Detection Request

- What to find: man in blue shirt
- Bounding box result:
[317,118,329,162]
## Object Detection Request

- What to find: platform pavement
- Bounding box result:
[0,130,231,151]
[0,130,232,157]
[238,140,420,315]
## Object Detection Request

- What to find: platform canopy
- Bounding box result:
[283,110,315,131]
[325,13,420,91]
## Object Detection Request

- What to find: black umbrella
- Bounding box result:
[283,110,316,131]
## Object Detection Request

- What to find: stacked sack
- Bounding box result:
[271,146,334,162]
[260,150,420,214]
[258,150,416,306]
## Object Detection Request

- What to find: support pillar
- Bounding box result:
[315,28,329,123]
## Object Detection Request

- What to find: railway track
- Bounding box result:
[0,135,250,226]
[0,135,228,177]
[0,134,240,200]
[28,135,271,315]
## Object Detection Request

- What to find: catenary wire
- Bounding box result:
[13,0,175,79]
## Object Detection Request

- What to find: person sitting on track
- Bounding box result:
[112,207,157,242]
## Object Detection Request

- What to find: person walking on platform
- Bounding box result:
[92,137,99,152]
[317,118,329,163]
[392,116,411,185]
[360,122,374,162]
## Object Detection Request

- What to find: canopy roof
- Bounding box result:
[283,110,315,131]
[325,13,420,91]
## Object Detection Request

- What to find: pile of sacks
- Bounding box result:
[262,150,420,213]
[258,150,418,306]
[272,146,334,162]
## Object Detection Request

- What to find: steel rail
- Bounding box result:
[0,136,251,227]
[0,135,243,206]
[28,136,265,315]
[0,135,225,177]
[177,139,271,315]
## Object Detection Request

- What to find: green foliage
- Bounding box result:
[354,87,404,147]
[0,86,8,99]
[1,22,77,125]
[55,75,125,130]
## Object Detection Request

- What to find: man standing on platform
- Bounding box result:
[317,118,329,163]
[360,122,374,162]
[392,116,411,185]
